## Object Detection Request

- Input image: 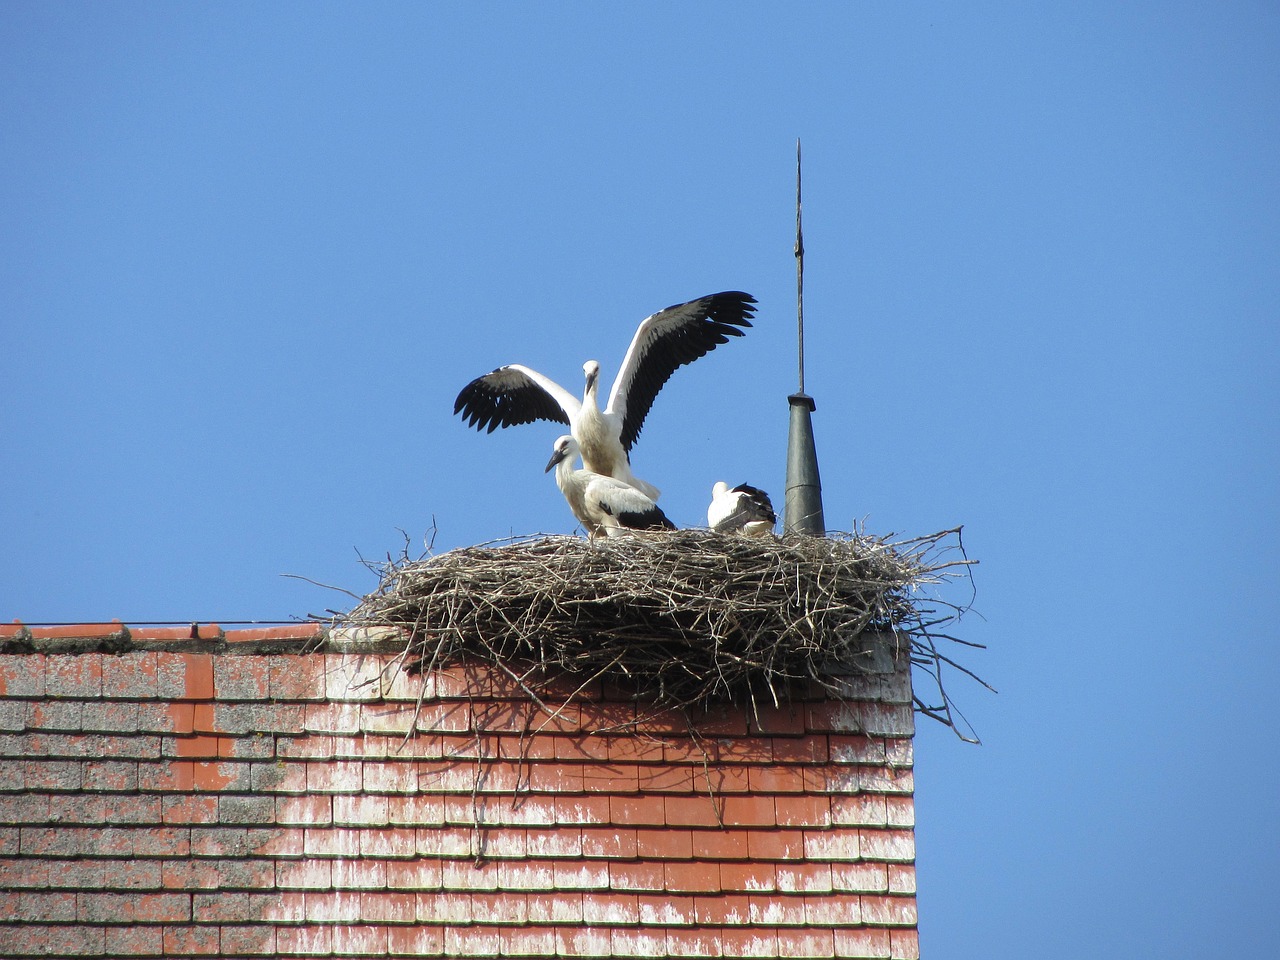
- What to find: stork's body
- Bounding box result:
[545,436,675,538]
[455,291,757,501]
[708,481,777,537]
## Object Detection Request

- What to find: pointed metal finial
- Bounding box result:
[784,139,826,536]
[795,138,805,395]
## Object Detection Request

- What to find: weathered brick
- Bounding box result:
[609,795,666,827]
[887,864,916,896]
[137,706,194,737]
[22,890,77,921]
[369,794,428,829]
[24,759,83,791]
[161,794,220,825]
[805,892,864,926]
[218,794,275,824]
[305,701,363,735]
[0,923,104,956]
[20,825,132,858]
[0,792,50,825]
[276,733,335,760]
[162,924,221,956]
[834,927,892,959]
[0,700,24,733]
[45,655,103,698]
[276,859,332,890]
[445,926,502,957]
[132,826,190,858]
[610,926,669,957]
[331,793,388,828]
[269,655,327,701]
[719,862,777,894]
[889,927,921,959]
[0,650,919,957]
[387,925,445,956]
[277,793,332,826]
[101,652,159,700]
[858,829,915,863]
[860,894,918,926]
[803,829,862,862]
[777,795,834,828]
[749,705,807,736]
[386,857,442,892]
[192,760,253,792]
[26,699,84,731]
[79,891,191,923]
[885,796,915,828]
[362,760,418,794]
[325,654,385,702]
[332,858,388,891]
[155,653,215,701]
[860,703,915,739]
[214,655,272,700]
[80,700,143,734]
[192,891,250,922]
[83,760,138,791]
[321,922,389,957]
[0,856,49,888]
[0,654,46,697]
[747,829,803,865]
[218,734,275,760]
[304,826,362,858]
[220,923,277,956]
[832,793,888,827]
[692,893,750,925]
[748,893,806,926]
[664,795,722,828]
[637,892,695,925]
[360,828,417,859]
[139,759,195,792]
[104,923,164,955]
[719,796,777,828]
[305,889,363,923]
[252,759,306,793]
[664,860,722,894]
[275,923,333,955]
[213,702,304,736]
[776,863,834,894]
[223,624,323,646]
[188,826,257,858]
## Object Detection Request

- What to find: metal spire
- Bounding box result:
[784,139,826,536]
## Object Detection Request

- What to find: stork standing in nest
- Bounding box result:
[708,481,777,536]
[545,435,675,538]
[455,291,756,500]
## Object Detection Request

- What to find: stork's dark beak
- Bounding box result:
[545,448,567,473]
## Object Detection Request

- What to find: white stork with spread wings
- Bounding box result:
[454,291,757,501]
[545,436,676,538]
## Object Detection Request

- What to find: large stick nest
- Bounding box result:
[331,528,984,737]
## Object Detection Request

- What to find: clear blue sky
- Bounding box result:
[3,3,1277,956]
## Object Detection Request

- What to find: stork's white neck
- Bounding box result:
[581,360,602,409]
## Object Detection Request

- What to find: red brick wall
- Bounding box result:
[0,624,918,958]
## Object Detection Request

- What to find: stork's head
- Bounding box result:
[582,360,601,397]
[545,434,579,473]
[711,481,730,499]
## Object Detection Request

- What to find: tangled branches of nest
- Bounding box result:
[332,528,984,736]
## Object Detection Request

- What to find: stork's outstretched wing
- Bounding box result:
[605,291,757,451]
[454,364,580,433]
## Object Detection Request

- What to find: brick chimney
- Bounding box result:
[0,622,918,958]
